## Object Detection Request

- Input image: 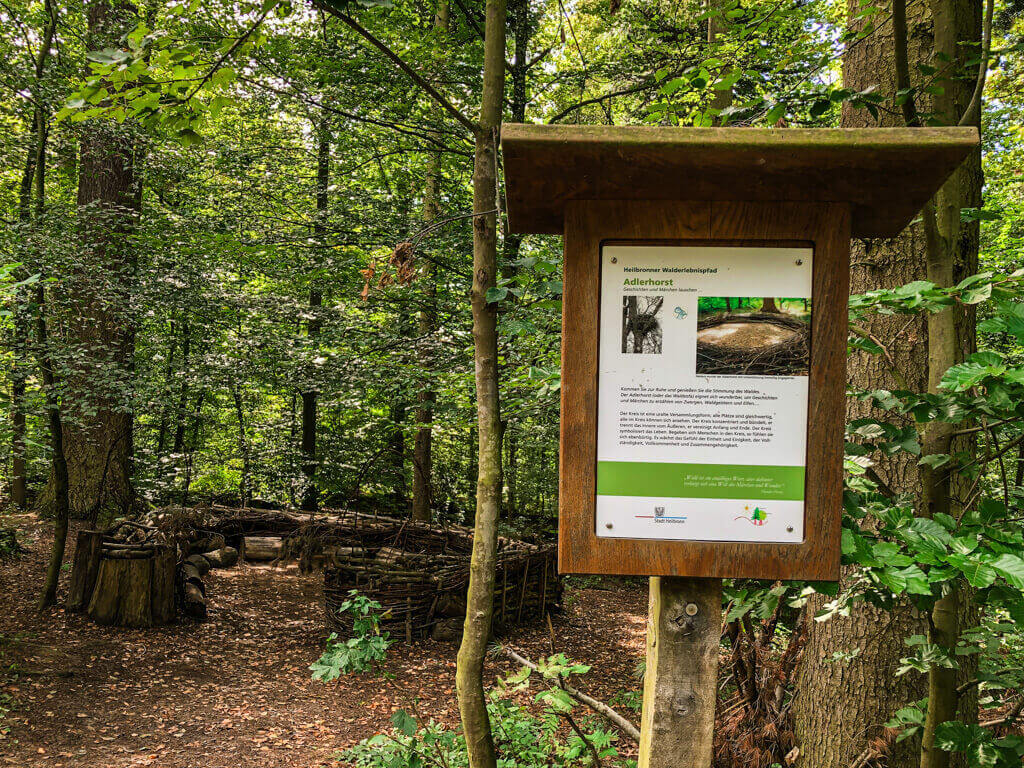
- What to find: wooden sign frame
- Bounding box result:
[558,200,849,581]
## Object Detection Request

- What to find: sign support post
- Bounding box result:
[639,577,721,768]
[500,124,978,768]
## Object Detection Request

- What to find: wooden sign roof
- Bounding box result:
[501,124,978,239]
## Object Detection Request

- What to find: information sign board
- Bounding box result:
[596,245,812,544]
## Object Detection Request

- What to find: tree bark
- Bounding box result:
[86,546,174,628]
[411,0,449,523]
[301,114,330,511]
[792,0,980,764]
[38,0,141,521]
[67,529,104,611]
[455,1,506,766]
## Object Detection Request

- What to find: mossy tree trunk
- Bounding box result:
[455,1,507,765]
[38,0,141,523]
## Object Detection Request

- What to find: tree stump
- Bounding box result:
[67,530,104,612]
[86,544,176,628]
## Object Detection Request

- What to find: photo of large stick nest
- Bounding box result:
[622,295,664,354]
[696,297,811,376]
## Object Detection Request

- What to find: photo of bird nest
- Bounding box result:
[622,295,664,354]
[696,297,811,376]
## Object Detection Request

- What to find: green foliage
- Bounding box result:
[934,722,1024,767]
[0,528,24,560]
[343,655,629,768]
[310,591,392,680]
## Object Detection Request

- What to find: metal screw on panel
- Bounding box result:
[605,523,614,530]
[610,257,618,263]
[795,259,804,265]
[684,602,699,616]
[786,526,794,533]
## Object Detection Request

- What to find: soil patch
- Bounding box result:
[0,517,646,768]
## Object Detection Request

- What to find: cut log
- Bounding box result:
[185,553,212,576]
[86,545,175,628]
[186,534,226,555]
[151,547,177,625]
[182,582,207,621]
[201,546,238,569]
[242,536,282,561]
[67,530,104,612]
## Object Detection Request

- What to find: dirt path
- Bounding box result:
[0,517,646,767]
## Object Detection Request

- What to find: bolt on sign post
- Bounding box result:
[501,125,978,768]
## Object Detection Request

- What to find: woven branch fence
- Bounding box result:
[696,313,809,376]
[152,505,560,641]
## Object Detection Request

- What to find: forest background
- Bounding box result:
[2,0,1024,766]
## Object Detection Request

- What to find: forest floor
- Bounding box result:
[0,515,647,768]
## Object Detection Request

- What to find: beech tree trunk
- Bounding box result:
[456,1,506,765]
[792,0,980,764]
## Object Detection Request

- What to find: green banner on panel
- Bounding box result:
[596,461,805,501]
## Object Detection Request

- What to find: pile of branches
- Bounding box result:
[713,602,808,768]
[324,540,558,642]
[149,505,561,641]
[697,313,809,376]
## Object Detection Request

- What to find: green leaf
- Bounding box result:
[391,709,417,736]
[765,103,785,124]
[991,554,1024,589]
[485,287,508,303]
[176,128,204,146]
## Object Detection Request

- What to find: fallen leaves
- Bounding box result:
[1,518,649,768]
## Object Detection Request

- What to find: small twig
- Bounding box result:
[980,697,1024,729]
[314,4,479,135]
[502,646,641,742]
[561,710,602,766]
[180,10,270,104]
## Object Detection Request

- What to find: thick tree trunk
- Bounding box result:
[793,0,980,764]
[456,1,506,765]
[38,0,141,521]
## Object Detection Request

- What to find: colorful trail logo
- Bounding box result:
[736,505,768,526]
[674,306,687,319]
